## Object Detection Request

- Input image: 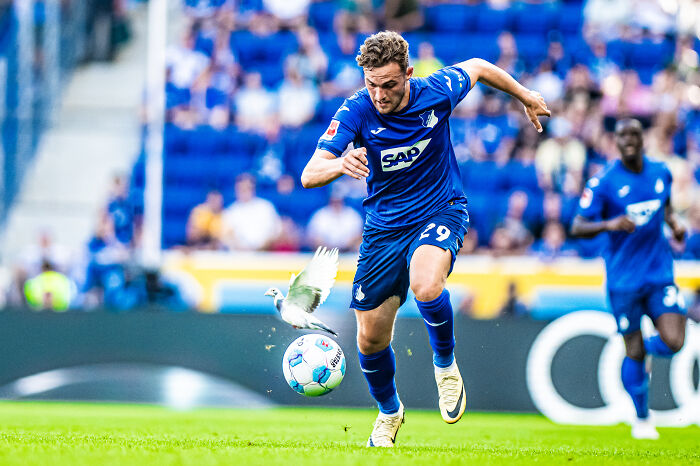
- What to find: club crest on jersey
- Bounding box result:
[419,109,438,128]
[320,120,340,140]
[625,199,661,226]
[380,138,431,172]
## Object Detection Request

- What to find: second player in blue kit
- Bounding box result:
[301,31,550,447]
[571,118,688,440]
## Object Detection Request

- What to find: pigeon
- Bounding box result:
[264,246,339,336]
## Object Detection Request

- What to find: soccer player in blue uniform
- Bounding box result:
[301,31,550,447]
[571,118,687,439]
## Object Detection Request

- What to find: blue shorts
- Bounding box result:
[350,201,469,311]
[608,283,687,335]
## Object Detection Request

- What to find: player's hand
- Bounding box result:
[670,222,687,243]
[605,215,636,233]
[341,147,370,180]
[522,90,551,133]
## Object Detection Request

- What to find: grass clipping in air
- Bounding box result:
[0,402,698,465]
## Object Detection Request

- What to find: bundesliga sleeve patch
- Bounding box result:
[320,120,340,141]
[579,187,593,209]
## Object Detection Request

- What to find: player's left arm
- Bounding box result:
[456,58,551,132]
[664,198,686,242]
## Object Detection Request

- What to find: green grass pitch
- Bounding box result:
[0,402,697,465]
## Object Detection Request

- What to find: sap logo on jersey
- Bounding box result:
[625,199,661,226]
[380,139,431,172]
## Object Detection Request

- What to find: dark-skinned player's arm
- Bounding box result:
[301,147,370,189]
[569,214,636,239]
[664,198,687,242]
[457,58,551,132]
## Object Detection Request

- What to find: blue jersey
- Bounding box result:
[316,66,471,230]
[576,157,674,291]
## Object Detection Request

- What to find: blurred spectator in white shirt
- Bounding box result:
[234,72,278,133]
[287,27,328,84]
[307,195,363,252]
[222,174,282,251]
[536,117,586,191]
[166,33,210,89]
[263,0,310,26]
[278,65,319,128]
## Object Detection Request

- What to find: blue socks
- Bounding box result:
[358,346,400,414]
[416,289,455,368]
[644,335,676,358]
[621,357,649,419]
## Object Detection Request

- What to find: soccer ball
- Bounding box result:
[282,334,346,396]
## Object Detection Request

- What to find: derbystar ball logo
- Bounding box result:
[625,199,661,226]
[380,138,431,172]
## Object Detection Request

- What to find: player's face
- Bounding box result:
[363,62,413,114]
[615,122,643,162]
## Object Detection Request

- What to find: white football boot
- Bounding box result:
[366,402,405,447]
[435,361,466,424]
[632,417,659,440]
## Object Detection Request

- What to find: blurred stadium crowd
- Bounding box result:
[7,0,700,312]
[130,0,700,256]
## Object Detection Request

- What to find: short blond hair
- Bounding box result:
[356,31,409,72]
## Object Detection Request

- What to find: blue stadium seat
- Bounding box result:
[205,87,228,109]
[512,2,557,35]
[210,153,255,189]
[561,33,591,64]
[463,33,500,62]
[605,39,629,68]
[166,83,191,109]
[248,62,285,88]
[430,32,469,66]
[130,153,146,189]
[629,39,673,69]
[401,31,427,57]
[460,159,509,195]
[129,187,144,216]
[264,186,330,225]
[476,6,513,33]
[317,96,345,123]
[164,124,190,155]
[226,130,267,159]
[514,33,548,68]
[424,3,480,32]
[504,159,540,194]
[162,216,187,248]
[283,125,325,177]
[558,4,583,34]
[231,31,297,69]
[190,126,229,155]
[164,157,209,187]
[308,1,336,32]
[236,0,264,14]
[464,192,498,245]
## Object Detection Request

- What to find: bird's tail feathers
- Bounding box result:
[310,320,338,337]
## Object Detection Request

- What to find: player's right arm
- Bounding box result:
[569,177,635,238]
[570,214,636,238]
[302,95,367,189]
[301,148,369,188]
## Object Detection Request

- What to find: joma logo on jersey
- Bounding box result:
[380,139,431,172]
[625,199,661,226]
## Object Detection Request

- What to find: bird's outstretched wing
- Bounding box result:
[286,246,339,313]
